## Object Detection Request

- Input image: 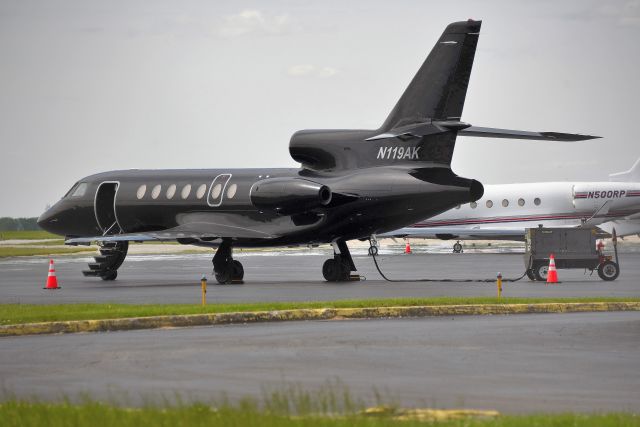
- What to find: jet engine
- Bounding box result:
[251,177,332,215]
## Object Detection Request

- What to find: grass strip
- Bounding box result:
[1,297,639,326]
[0,246,95,258]
[0,230,60,240]
[9,240,67,246]
[0,400,637,427]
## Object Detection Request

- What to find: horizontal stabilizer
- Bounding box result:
[365,121,469,141]
[458,126,600,141]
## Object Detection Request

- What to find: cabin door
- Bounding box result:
[95,182,122,234]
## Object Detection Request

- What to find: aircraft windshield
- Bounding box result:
[64,182,88,198]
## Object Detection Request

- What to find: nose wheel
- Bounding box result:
[452,241,463,253]
[212,239,244,284]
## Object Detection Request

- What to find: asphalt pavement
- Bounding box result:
[0,250,639,304]
[1,312,638,413]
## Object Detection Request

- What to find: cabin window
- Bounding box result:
[166,184,176,199]
[227,183,238,199]
[212,183,222,199]
[181,184,192,199]
[486,200,493,208]
[71,183,88,197]
[136,185,147,199]
[502,199,509,207]
[151,184,162,199]
[470,202,477,209]
[196,184,207,199]
[518,198,525,206]
[534,197,541,206]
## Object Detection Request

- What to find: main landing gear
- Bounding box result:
[322,240,357,282]
[212,239,244,285]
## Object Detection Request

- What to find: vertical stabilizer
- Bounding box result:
[609,158,640,182]
[381,20,481,131]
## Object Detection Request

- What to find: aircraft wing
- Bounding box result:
[379,226,526,241]
[598,219,640,237]
[65,222,277,245]
[458,126,600,141]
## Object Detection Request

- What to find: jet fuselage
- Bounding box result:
[40,165,480,247]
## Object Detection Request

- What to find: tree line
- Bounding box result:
[0,217,41,231]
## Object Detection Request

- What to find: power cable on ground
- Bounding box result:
[368,239,529,283]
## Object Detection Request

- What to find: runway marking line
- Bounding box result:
[1,301,639,337]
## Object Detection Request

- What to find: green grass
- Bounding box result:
[1,297,638,326]
[0,230,60,240]
[0,400,637,427]
[0,246,95,258]
[11,240,67,246]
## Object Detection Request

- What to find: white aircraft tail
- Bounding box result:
[609,158,640,182]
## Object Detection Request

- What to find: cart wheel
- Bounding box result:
[526,269,536,281]
[597,261,619,281]
[533,263,548,282]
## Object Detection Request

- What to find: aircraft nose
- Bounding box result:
[37,206,60,234]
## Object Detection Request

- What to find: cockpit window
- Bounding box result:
[68,182,88,198]
[64,182,78,197]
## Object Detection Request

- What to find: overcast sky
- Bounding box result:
[1,0,639,217]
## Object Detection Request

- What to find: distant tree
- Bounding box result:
[0,217,41,231]
[0,217,17,231]
[21,217,39,230]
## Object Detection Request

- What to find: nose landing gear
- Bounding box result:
[322,240,357,282]
[212,239,244,284]
[452,241,463,253]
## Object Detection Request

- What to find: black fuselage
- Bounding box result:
[39,162,482,247]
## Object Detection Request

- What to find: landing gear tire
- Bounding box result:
[525,269,536,281]
[215,268,232,285]
[368,245,379,256]
[322,259,342,282]
[452,242,463,253]
[212,239,243,285]
[101,270,117,281]
[597,260,619,281]
[232,260,245,281]
[533,263,549,282]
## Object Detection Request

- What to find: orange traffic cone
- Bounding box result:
[405,240,412,254]
[44,259,61,289]
[546,253,558,285]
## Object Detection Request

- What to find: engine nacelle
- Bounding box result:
[251,178,332,215]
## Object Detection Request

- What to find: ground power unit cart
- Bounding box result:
[524,227,620,282]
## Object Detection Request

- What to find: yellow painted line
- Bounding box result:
[1,302,639,337]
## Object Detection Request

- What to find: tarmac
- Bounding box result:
[0,250,639,304]
[1,311,638,413]
[1,250,639,412]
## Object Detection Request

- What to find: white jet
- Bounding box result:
[381,158,640,251]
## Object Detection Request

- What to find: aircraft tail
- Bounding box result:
[609,158,640,182]
[290,20,599,172]
[382,20,481,130]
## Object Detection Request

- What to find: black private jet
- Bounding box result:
[38,20,598,283]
